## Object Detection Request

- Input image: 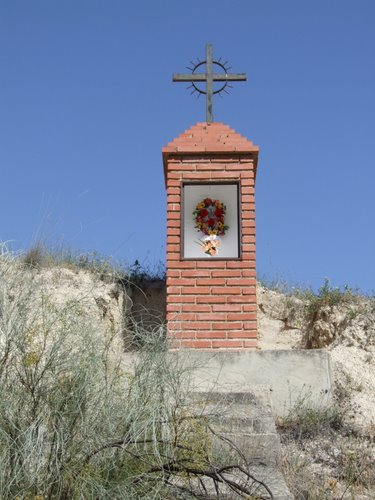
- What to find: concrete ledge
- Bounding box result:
[172,349,333,416]
[122,349,333,416]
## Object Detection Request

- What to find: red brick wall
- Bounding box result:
[165,154,258,349]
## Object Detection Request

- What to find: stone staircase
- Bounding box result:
[191,389,293,499]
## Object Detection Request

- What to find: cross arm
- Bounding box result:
[173,73,247,82]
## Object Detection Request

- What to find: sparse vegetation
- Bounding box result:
[22,242,167,292]
[0,245,271,499]
[2,248,374,498]
[278,396,343,439]
[128,258,166,284]
[278,398,375,499]
[257,277,375,498]
[302,279,355,318]
[22,241,126,279]
[259,275,361,311]
[257,274,292,294]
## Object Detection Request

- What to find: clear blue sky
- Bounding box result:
[1,1,374,291]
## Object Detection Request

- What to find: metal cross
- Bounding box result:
[173,44,247,123]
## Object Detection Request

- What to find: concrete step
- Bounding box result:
[192,389,281,466]
[172,464,292,499]
[190,389,293,499]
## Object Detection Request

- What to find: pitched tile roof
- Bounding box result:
[162,122,259,182]
[162,122,258,154]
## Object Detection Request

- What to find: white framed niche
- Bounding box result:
[182,182,240,259]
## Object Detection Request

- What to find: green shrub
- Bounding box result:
[278,393,343,439]
[304,279,354,318]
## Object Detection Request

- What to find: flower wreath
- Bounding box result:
[193,197,229,236]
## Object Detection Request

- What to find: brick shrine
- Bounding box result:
[162,121,259,349]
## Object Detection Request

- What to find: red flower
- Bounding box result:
[194,197,229,237]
